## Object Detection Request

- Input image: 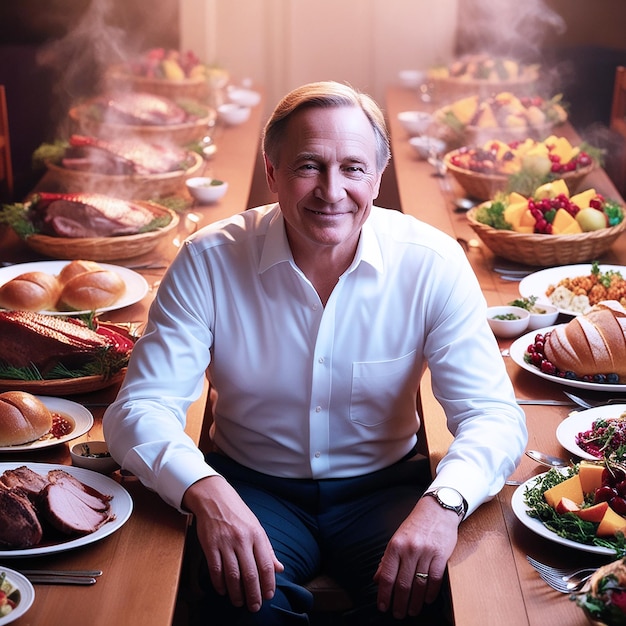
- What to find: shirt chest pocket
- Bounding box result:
[350,350,418,427]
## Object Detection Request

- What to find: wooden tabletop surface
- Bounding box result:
[387,85,626,626]
[1,93,264,626]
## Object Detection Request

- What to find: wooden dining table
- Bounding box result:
[0,93,265,626]
[387,84,626,626]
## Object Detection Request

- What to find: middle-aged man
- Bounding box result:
[104,80,527,625]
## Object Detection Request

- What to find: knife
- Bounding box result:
[24,575,97,585]
[516,399,577,406]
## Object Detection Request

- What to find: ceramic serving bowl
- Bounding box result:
[487,305,530,338]
[217,103,251,125]
[227,87,261,107]
[408,136,447,160]
[70,441,120,474]
[528,303,559,330]
[397,110,433,136]
[186,177,229,204]
[398,69,426,89]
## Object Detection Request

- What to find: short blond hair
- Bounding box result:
[263,81,390,173]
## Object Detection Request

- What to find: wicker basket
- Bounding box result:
[22,203,180,262]
[69,103,216,146]
[0,369,126,396]
[105,66,210,101]
[429,75,538,103]
[44,152,204,200]
[444,151,596,201]
[466,206,626,266]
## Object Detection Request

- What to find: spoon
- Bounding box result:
[525,449,570,469]
[453,197,477,212]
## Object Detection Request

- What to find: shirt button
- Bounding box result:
[315,406,322,413]
[314,451,321,458]
[318,357,324,364]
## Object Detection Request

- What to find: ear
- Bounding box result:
[264,153,279,193]
[372,172,383,201]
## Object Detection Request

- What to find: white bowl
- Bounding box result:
[186,177,229,204]
[227,87,261,107]
[70,441,120,474]
[528,303,559,330]
[487,305,530,339]
[397,111,433,136]
[408,136,447,160]
[398,69,426,89]
[217,103,251,125]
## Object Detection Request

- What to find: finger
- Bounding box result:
[205,547,227,596]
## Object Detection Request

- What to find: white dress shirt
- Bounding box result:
[103,204,527,515]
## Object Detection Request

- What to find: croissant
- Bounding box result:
[543,300,626,379]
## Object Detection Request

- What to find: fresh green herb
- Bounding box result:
[591,261,624,288]
[474,200,513,230]
[0,202,36,237]
[605,200,625,226]
[32,140,68,169]
[508,296,539,311]
[494,313,520,320]
[524,468,626,556]
[148,196,193,214]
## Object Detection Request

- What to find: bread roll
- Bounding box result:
[57,260,103,285]
[0,391,53,446]
[0,271,61,311]
[58,269,125,311]
[544,300,626,378]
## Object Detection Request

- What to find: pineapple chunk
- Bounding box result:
[535,179,569,199]
[449,96,479,126]
[503,202,529,229]
[552,208,581,234]
[475,103,498,128]
[570,188,597,209]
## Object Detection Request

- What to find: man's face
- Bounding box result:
[265,105,382,257]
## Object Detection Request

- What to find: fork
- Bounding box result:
[526,556,596,593]
[563,391,626,409]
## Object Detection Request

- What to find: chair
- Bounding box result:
[609,66,626,197]
[0,85,13,202]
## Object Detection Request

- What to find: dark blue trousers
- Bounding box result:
[192,450,448,625]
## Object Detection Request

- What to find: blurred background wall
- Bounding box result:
[1,0,625,202]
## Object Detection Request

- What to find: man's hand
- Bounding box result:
[373,495,459,620]
[182,475,284,612]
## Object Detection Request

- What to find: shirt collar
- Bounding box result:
[258,204,384,275]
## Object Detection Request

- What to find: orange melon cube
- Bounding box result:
[544,474,584,509]
[578,462,605,495]
[596,507,626,537]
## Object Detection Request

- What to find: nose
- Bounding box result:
[315,170,346,203]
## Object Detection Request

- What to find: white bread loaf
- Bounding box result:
[58,268,125,311]
[57,260,103,285]
[543,300,626,378]
[0,271,61,311]
[0,391,53,446]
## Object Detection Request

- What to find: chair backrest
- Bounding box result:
[0,85,13,202]
[610,66,626,132]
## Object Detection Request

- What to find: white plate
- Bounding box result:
[511,472,615,555]
[518,263,626,316]
[0,462,132,558]
[0,567,35,624]
[556,404,626,461]
[0,397,93,452]
[510,325,626,392]
[0,260,149,316]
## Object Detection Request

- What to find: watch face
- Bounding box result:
[437,487,463,507]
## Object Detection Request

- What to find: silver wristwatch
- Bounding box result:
[423,487,468,520]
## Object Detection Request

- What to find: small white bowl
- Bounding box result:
[487,305,530,339]
[217,103,251,125]
[528,303,559,330]
[70,441,120,474]
[398,69,426,89]
[397,111,433,136]
[186,177,229,204]
[408,136,447,160]
[227,87,261,107]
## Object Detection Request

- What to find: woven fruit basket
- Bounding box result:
[22,203,179,262]
[466,206,626,266]
[44,152,204,200]
[69,103,216,146]
[444,152,596,201]
[105,66,210,101]
[429,74,538,103]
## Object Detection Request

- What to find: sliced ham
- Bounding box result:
[0,465,49,496]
